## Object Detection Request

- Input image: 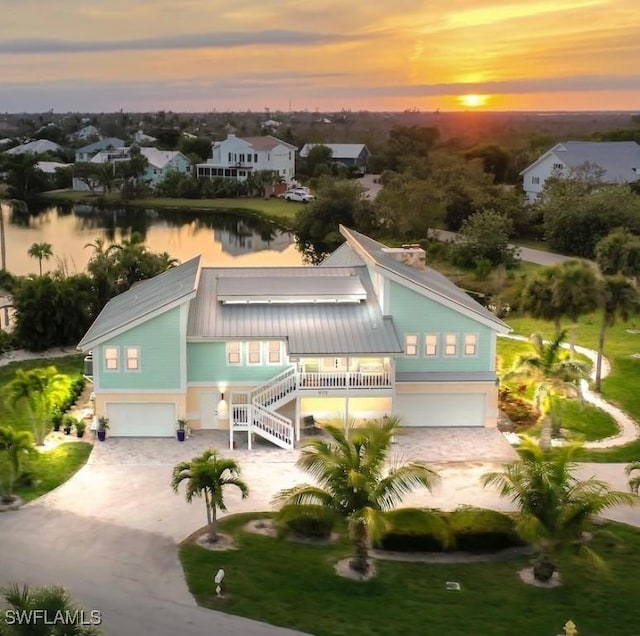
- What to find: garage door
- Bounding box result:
[106,403,176,437]
[394,393,485,427]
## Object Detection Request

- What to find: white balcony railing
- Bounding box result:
[298,371,392,390]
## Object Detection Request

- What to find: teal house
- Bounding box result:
[78,226,510,449]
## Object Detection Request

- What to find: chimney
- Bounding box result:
[381,244,426,271]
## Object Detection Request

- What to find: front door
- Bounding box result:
[199,392,219,429]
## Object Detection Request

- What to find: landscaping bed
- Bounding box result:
[179,513,640,636]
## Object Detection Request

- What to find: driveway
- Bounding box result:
[1,430,638,636]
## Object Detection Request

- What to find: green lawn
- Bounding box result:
[180,513,640,636]
[16,442,92,502]
[504,313,640,461]
[0,355,85,434]
[40,190,304,223]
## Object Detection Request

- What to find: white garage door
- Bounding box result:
[395,393,485,427]
[106,403,176,437]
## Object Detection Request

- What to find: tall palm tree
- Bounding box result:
[27,242,53,276]
[595,275,639,392]
[5,366,70,445]
[0,583,101,635]
[482,437,636,582]
[171,449,249,543]
[504,330,589,447]
[626,461,640,494]
[0,426,35,504]
[274,417,440,574]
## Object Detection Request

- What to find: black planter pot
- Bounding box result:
[63,426,72,435]
[77,431,85,438]
[97,430,107,442]
[176,429,186,442]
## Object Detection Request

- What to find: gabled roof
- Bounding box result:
[139,148,190,170]
[5,139,62,155]
[187,266,403,356]
[77,137,125,154]
[520,141,640,183]
[299,143,369,159]
[339,226,510,334]
[77,257,200,350]
[216,134,297,151]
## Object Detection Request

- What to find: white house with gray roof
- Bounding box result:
[78,227,509,449]
[520,141,640,202]
[196,133,297,184]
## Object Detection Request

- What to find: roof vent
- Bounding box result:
[382,245,426,271]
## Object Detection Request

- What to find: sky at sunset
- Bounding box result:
[1,0,639,113]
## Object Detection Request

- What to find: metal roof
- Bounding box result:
[187,266,403,355]
[77,256,200,350]
[340,226,510,333]
[299,143,369,159]
[217,274,366,303]
[77,137,125,153]
[319,242,366,267]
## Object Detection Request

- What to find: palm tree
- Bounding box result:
[595,275,639,392]
[0,583,101,635]
[0,426,35,504]
[5,366,70,445]
[171,449,249,543]
[626,461,640,494]
[504,330,589,448]
[27,242,53,276]
[482,437,636,582]
[274,417,440,574]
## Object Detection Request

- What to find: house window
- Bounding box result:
[125,346,140,371]
[268,341,282,365]
[405,334,418,357]
[104,346,119,371]
[424,334,438,357]
[464,334,478,356]
[247,341,262,365]
[444,334,457,356]
[553,162,563,171]
[254,153,258,162]
[226,342,241,365]
[531,176,540,185]
[228,152,232,162]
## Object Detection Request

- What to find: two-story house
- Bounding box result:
[196,134,297,185]
[78,227,510,449]
[74,138,125,163]
[520,141,640,203]
[299,143,370,174]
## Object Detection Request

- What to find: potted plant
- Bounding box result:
[97,417,109,442]
[75,420,87,439]
[176,418,187,442]
[51,406,63,432]
[62,414,74,435]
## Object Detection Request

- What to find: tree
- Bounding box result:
[626,462,640,493]
[451,209,520,269]
[171,449,249,543]
[504,330,589,447]
[299,144,333,179]
[0,583,101,635]
[595,228,640,284]
[482,437,636,582]
[2,154,49,199]
[5,367,70,445]
[295,178,376,263]
[0,426,35,504]
[72,162,103,193]
[274,417,439,574]
[595,275,639,392]
[27,242,53,276]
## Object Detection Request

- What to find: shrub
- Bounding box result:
[275,505,334,539]
[378,508,451,552]
[448,507,523,552]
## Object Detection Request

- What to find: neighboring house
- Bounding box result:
[35,161,71,174]
[520,141,640,203]
[72,146,191,190]
[133,130,158,144]
[214,221,291,256]
[196,133,297,184]
[77,226,509,448]
[0,138,13,148]
[75,137,125,163]
[4,139,63,155]
[72,125,101,141]
[299,143,371,173]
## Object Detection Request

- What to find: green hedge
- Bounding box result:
[275,505,335,540]
[379,507,523,553]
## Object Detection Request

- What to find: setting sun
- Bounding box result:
[458,94,490,108]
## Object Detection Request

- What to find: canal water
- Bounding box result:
[0,201,304,276]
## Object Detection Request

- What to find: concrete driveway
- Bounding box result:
[1,430,638,636]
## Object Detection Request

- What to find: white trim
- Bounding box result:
[93,387,186,394]
[124,346,141,372]
[246,341,262,366]
[424,333,439,357]
[404,334,418,357]
[266,340,283,366]
[443,333,458,357]
[104,346,119,372]
[463,333,479,357]
[226,341,242,366]
[179,303,188,392]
